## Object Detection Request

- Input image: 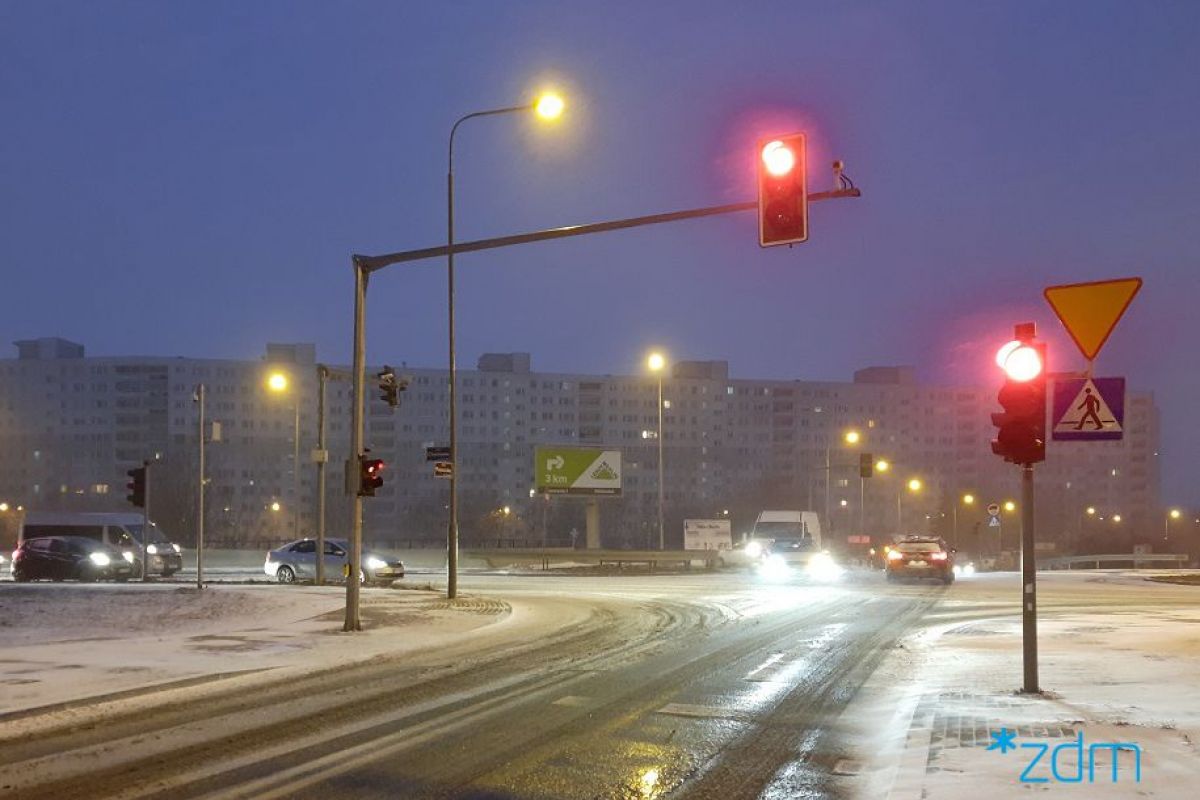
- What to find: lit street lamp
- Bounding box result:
[824,428,861,536]
[897,477,922,533]
[446,90,565,598]
[953,493,974,548]
[647,351,667,550]
[266,371,301,540]
[1165,508,1181,541]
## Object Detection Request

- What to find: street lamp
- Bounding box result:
[953,493,974,548]
[266,371,301,540]
[647,351,667,550]
[898,477,922,533]
[446,90,566,599]
[1004,500,1016,513]
[1165,508,1182,540]
[824,428,861,536]
[1112,514,1122,524]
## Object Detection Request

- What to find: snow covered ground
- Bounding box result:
[0,581,519,716]
[847,571,1200,799]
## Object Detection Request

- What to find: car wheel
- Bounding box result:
[276,565,296,584]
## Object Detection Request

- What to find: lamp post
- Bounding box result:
[954,493,974,549]
[823,429,861,536]
[647,351,667,550]
[446,91,565,599]
[267,371,301,541]
[1165,508,1181,541]
[898,477,922,533]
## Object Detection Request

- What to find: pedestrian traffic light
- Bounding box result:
[377,366,399,408]
[991,339,1047,465]
[860,452,874,478]
[358,453,385,497]
[757,132,808,247]
[126,466,146,508]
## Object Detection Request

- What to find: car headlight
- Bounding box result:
[366,556,387,570]
[745,541,763,559]
[172,543,182,554]
[146,544,158,555]
[0,554,6,564]
[123,551,135,563]
[89,552,111,567]
[805,552,844,581]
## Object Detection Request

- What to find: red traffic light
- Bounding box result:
[757,132,808,247]
[996,341,1043,382]
[358,455,385,497]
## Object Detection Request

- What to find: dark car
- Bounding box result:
[885,535,955,584]
[11,535,135,582]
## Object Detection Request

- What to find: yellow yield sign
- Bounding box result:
[1043,277,1142,361]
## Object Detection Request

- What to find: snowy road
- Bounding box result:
[1,570,1197,799]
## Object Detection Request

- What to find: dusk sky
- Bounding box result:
[2,1,1198,504]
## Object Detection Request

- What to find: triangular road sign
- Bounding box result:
[1054,378,1121,435]
[988,516,1001,528]
[1044,277,1142,361]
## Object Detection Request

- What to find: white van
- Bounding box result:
[750,510,822,562]
[20,512,184,577]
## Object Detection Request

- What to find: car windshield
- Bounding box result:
[754,522,806,537]
[123,524,170,545]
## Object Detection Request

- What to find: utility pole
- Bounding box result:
[344,261,366,632]
[142,460,151,582]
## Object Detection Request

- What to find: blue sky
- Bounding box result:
[2,1,1198,503]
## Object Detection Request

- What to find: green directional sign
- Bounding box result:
[534,446,622,496]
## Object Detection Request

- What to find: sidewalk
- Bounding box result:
[850,576,1200,798]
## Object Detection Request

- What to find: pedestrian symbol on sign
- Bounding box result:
[1053,377,1123,440]
[1075,388,1103,431]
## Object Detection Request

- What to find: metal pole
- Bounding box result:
[316,366,327,586]
[1021,463,1038,693]
[657,371,665,550]
[142,461,151,582]
[196,384,205,590]
[859,476,865,538]
[824,447,831,535]
[952,503,958,550]
[292,401,300,540]
[345,259,366,632]
[447,152,459,600]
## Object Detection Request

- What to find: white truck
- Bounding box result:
[749,510,823,563]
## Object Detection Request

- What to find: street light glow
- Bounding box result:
[907,478,922,492]
[1169,508,1182,519]
[1004,501,1016,512]
[0,502,8,512]
[761,140,796,176]
[1086,506,1096,515]
[267,372,289,392]
[844,430,861,445]
[875,459,890,472]
[647,352,666,372]
[1113,514,1122,523]
[270,501,281,512]
[534,92,565,120]
[962,494,975,505]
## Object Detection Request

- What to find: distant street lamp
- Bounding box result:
[1165,508,1181,541]
[647,351,667,550]
[825,428,861,536]
[266,371,301,540]
[446,89,566,599]
[954,493,975,548]
[897,477,922,533]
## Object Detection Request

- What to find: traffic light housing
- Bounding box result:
[377,365,409,409]
[126,466,146,508]
[991,342,1047,465]
[757,132,808,247]
[358,453,385,497]
[860,452,874,478]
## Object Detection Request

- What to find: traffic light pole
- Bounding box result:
[196,384,205,590]
[343,178,862,621]
[141,461,151,582]
[1020,462,1038,693]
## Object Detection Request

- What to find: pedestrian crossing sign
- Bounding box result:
[1051,377,1125,441]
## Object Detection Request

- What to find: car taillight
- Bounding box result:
[887,550,903,561]
[931,552,948,561]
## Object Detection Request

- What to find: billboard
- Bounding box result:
[534,447,622,496]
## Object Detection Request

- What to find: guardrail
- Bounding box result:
[1038,553,1191,570]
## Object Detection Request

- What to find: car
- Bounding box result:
[885,535,956,584]
[264,538,405,585]
[21,512,184,577]
[11,535,135,582]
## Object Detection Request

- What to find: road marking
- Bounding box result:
[744,651,787,681]
[656,703,739,719]
[552,694,593,708]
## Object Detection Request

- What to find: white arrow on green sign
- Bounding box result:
[534,446,622,496]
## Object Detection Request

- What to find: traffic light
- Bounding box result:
[358,453,385,497]
[757,132,808,247]
[991,339,1047,465]
[126,466,146,508]
[377,366,409,409]
[860,452,874,478]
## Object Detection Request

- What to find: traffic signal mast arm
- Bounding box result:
[354,175,860,272]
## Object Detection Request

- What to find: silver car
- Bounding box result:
[264,538,405,585]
